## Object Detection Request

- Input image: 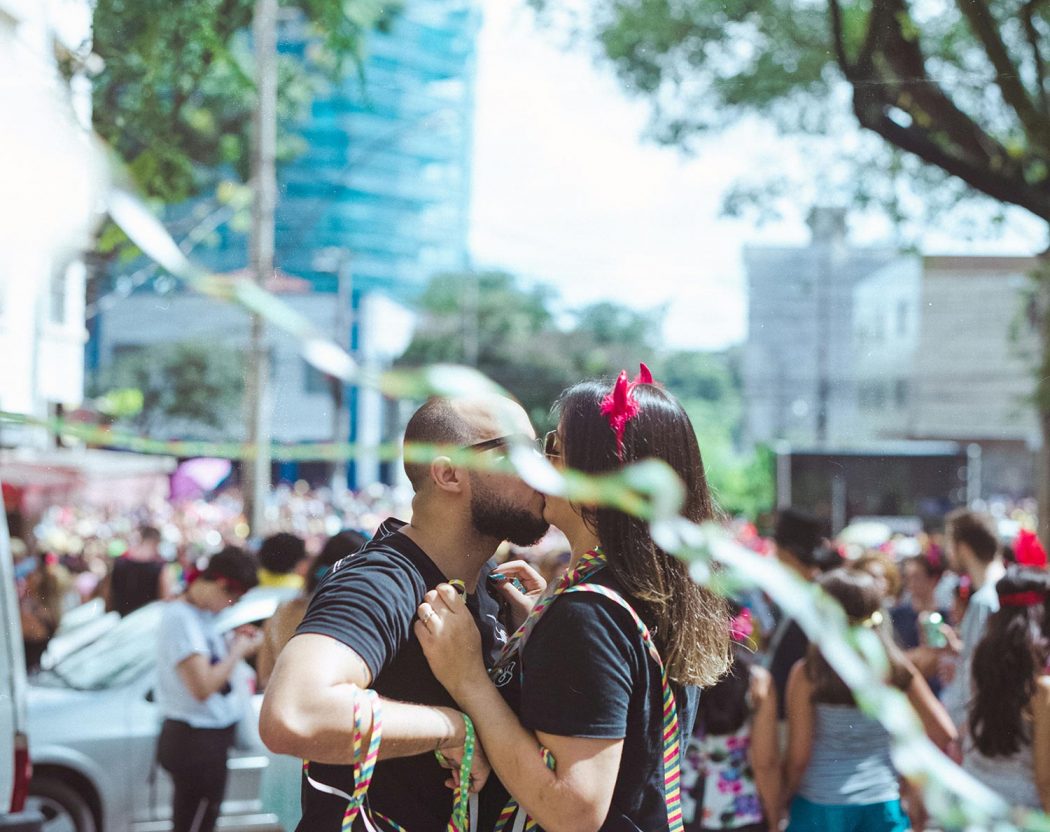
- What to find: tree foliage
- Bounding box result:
[536,0,1050,527]
[90,0,395,204]
[398,271,775,516]
[536,0,1050,227]
[89,342,245,436]
[398,271,659,427]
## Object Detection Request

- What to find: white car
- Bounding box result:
[0,501,43,832]
[26,594,287,832]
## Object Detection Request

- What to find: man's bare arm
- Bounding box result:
[259,633,468,764]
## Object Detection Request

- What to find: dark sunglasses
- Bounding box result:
[462,434,514,453]
[462,434,549,456]
[543,430,561,460]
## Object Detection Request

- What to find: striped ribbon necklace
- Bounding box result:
[303,689,477,832]
[492,548,685,832]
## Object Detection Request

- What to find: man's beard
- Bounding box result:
[470,478,549,546]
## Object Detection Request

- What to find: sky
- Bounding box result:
[467,2,1048,352]
[468,2,763,351]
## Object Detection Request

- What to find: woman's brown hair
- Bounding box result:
[554,379,730,687]
[805,568,911,704]
[970,566,1050,757]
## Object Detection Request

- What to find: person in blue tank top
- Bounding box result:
[783,568,956,832]
[416,367,732,832]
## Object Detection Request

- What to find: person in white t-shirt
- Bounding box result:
[156,546,262,832]
[939,510,1005,752]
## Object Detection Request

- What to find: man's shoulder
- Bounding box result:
[329,537,422,578]
[327,520,443,587]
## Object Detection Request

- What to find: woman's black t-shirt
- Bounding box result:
[487,569,700,832]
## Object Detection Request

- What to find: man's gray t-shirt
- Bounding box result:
[943,564,1004,731]
[156,599,240,728]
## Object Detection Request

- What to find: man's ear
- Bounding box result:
[429,456,465,493]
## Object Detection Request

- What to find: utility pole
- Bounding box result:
[332,249,352,494]
[243,0,278,536]
[462,271,479,367]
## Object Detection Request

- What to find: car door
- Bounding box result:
[127,670,168,830]
[0,489,41,830]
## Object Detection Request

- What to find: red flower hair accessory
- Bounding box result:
[729,608,753,643]
[1015,529,1048,568]
[600,363,654,460]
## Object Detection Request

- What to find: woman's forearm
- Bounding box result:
[455,678,601,832]
[782,761,806,803]
[752,763,781,829]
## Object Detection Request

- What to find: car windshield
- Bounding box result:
[36,602,165,690]
[33,595,279,691]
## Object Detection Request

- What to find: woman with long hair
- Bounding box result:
[965,566,1050,811]
[783,568,955,832]
[415,368,731,832]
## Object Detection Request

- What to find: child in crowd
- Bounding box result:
[891,549,950,697]
[683,606,780,832]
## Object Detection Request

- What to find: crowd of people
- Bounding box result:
[8,368,1050,832]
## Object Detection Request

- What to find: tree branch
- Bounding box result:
[826,0,853,76]
[852,97,1050,220]
[1023,0,1050,115]
[954,0,1050,151]
[857,0,1015,176]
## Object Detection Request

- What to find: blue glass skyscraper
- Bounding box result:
[88,1,481,485]
[277,1,479,294]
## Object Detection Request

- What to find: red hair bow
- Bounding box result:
[600,363,654,460]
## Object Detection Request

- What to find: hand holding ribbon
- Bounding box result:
[436,716,490,797]
[489,560,547,632]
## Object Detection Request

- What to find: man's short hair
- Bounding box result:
[402,398,473,491]
[202,546,259,591]
[946,509,999,564]
[257,533,307,574]
[139,526,162,543]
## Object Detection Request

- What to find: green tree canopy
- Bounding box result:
[90,0,394,204]
[537,0,1050,531]
[396,271,775,518]
[534,0,1050,226]
[89,342,245,436]
[398,271,598,427]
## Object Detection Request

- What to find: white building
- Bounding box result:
[744,205,1043,500]
[742,208,900,445]
[0,0,94,448]
[852,255,1040,498]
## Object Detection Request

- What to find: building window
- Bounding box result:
[873,312,886,343]
[895,379,909,408]
[50,267,67,325]
[303,359,330,395]
[896,299,908,336]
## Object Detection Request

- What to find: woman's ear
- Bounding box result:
[429,456,464,493]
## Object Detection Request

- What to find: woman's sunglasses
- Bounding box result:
[543,430,561,460]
